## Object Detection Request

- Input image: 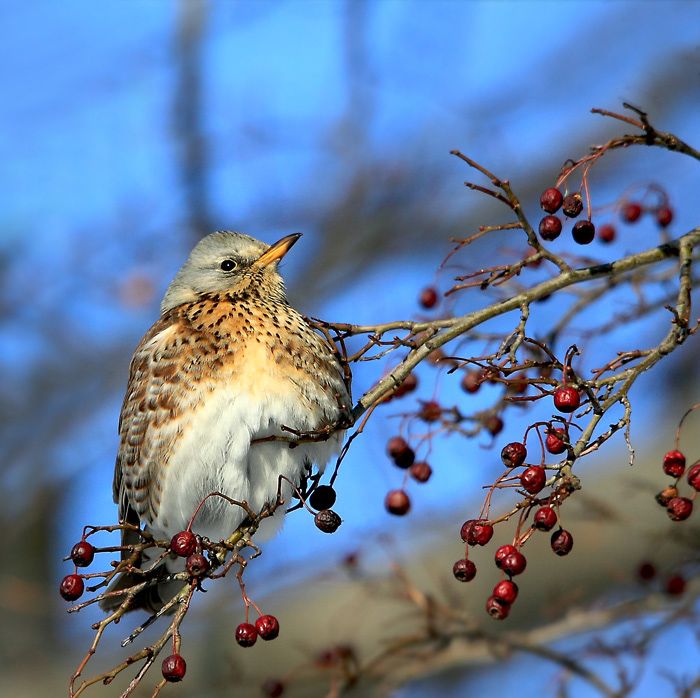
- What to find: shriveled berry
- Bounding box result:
[170,530,197,557]
[419,400,442,422]
[562,194,583,218]
[186,553,210,577]
[662,450,686,478]
[540,187,564,213]
[501,442,527,468]
[461,519,494,546]
[309,485,337,510]
[572,220,595,245]
[262,679,285,697]
[60,574,84,601]
[452,558,477,582]
[387,437,415,469]
[484,414,504,436]
[70,540,95,567]
[667,497,693,521]
[492,579,518,604]
[545,428,567,455]
[235,622,258,647]
[409,461,432,483]
[255,614,280,641]
[501,550,527,576]
[687,463,700,491]
[553,386,580,413]
[598,223,616,243]
[494,544,517,569]
[638,562,656,581]
[551,528,574,556]
[534,506,557,531]
[665,575,686,596]
[419,287,439,309]
[485,595,510,619]
[161,653,186,682]
[461,370,482,394]
[539,215,562,241]
[656,206,673,228]
[655,485,678,507]
[520,466,546,495]
[621,201,643,223]
[314,509,342,533]
[385,489,411,516]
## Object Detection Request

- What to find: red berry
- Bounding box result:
[553,386,580,413]
[395,373,418,397]
[485,595,510,620]
[309,485,337,510]
[540,187,564,214]
[161,653,186,682]
[621,201,643,223]
[460,370,482,394]
[562,194,583,218]
[461,519,494,546]
[235,622,258,647]
[656,206,673,228]
[662,450,686,478]
[534,506,557,531]
[385,489,411,516]
[387,437,415,469]
[262,679,285,697]
[255,614,280,641]
[419,400,442,422]
[494,544,517,569]
[501,550,527,576]
[419,287,439,309]
[637,562,656,581]
[70,540,95,567]
[687,463,700,491]
[185,553,210,577]
[170,530,197,557]
[667,496,693,521]
[60,574,84,601]
[409,461,432,483]
[545,428,567,455]
[520,466,546,495]
[314,509,342,533]
[501,442,527,468]
[484,414,504,436]
[492,579,519,604]
[551,528,574,556]
[572,220,595,245]
[598,223,616,243]
[452,558,477,582]
[665,575,686,596]
[539,215,562,241]
[655,485,678,507]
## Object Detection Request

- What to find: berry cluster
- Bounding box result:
[655,447,699,522]
[636,561,687,597]
[383,435,434,516]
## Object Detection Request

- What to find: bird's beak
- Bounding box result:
[255,233,302,267]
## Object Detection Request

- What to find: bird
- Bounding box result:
[101,231,351,612]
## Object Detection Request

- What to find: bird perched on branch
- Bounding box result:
[101,232,351,612]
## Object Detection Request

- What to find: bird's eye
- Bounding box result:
[220,259,237,272]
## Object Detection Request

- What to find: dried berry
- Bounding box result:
[545,428,567,455]
[170,530,197,557]
[539,215,562,241]
[662,450,686,479]
[500,550,527,576]
[161,653,186,682]
[655,485,678,507]
[540,187,564,213]
[521,466,546,494]
[667,497,693,521]
[533,506,557,531]
[485,595,510,619]
[494,544,517,569]
[461,519,494,546]
[551,528,574,556]
[572,220,595,245]
[562,194,583,218]
[501,442,527,468]
[255,614,280,641]
[492,579,518,604]
[452,558,477,582]
[314,509,342,533]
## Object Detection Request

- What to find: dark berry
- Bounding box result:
[638,562,656,581]
[485,595,510,620]
[507,376,529,395]
[501,550,527,576]
[687,463,700,491]
[551,528,574,556]
[655,485,678,507]
[494,544,517,569]
[419,287,439,309]
[553,386,580,413]
[255,614,280,641]
[598,223,616,243]
[572,220,595,245]
[70,540,95,567]
[562,194,583,218]
[520,466,546,495]
[656,206,673,228]
[387,437,415,469]
[235,622,258,647]
[452,558,477,582]
[185,553,210,577]
[665,575,686,596]
[161,653,187,682]
[314,509,342,533]
[662,450,686,479]
[395,373,418,397]
[461,519,494,546]
[539,215,562,241]
[534,506,557,531]
[501,442,527,468]
[461,370,482,394]
[540,187,564,213]
[385,490,411,516]
[309,485,337,510]
[170,530,197,557]
[409,461,432,483]
[262,679,285,697]
[419,400,442,422]
[621,201,642,223]
[492,579,518,604]
[545,428,567,455]
[484,415,504,436]
[667,497,693,521]
[60,574,84,601]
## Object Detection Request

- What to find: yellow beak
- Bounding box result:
[255,233,302,267]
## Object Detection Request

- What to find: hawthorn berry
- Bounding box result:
[545,428,567,455]
[460,370,482,394]
[461,519,494,546]
[687,463,700,491]
[637,562,656,581]
[161,653,187,682]
[255,614,280,641]
[309,485,337,510]
[562,194,583,218]
[501,550,527,576]
[656,206,673,228]
[492,579,519,604]
[494,545,518,569]
[621,201,642,223]
[655,485,678,507]
[419,400,442,422]
[235,622,258,647]
[70,540,95,567]
[598,223,616,243]
[262,679,285,697]
[385,489,411,516]
[501,442,527,468]
[539,215,562,241]
[667,497,693,521]
[186,553,210,577]
[396,373,418,396]
[521,466,546,494]
[170,530,197,557]
[419,287,439,309]
[553,386,580,413]
[551,528,574,556]
[484,414,504,436]
[662,450,686,479]
[534,506,557,531]
[387,436,415,469]
[665,575,686,596]
[485,595,510,620]
[540,187,564,213]
[452,558,477,582]
[572,220,595,245]
[314,509,342,533]
[60,574,84,601]
[409,461,433,483]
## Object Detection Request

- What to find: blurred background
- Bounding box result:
[1,1,699,696]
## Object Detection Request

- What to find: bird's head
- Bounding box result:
[161,231,301,314]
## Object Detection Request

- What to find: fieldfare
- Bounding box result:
[102,232,351,611]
